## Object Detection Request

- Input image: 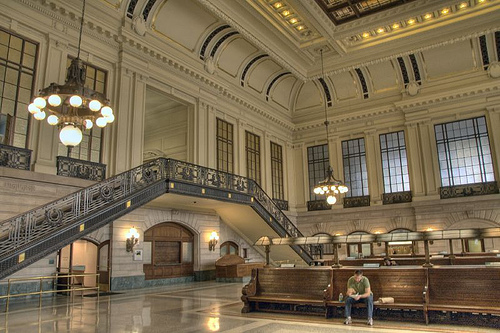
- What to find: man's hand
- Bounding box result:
[353,295,361,301]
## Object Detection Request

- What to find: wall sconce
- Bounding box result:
[209,231,219,251]
[126,226,139,252]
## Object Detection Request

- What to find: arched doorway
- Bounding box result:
[57,239,99,288]
[143,222,194,280]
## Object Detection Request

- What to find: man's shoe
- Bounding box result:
[344,317,352,325]
[367,318,373,326]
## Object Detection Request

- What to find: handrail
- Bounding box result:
[0,158,312,273]
[0,272,100,312]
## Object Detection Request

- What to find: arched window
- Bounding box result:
[347,231,372,258]
[312,233,334,255]
[143,222,194,280]
[388,228,415,255]
[220,241,238,256]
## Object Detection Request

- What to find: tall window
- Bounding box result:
[245,131,261,184]
[57,58,107,162]
[216,118,233,173]
[435,116,495,186]
[271,142,284,200]
[0,29,37,147]
[307,144,329,200]
[342,138,369,197]
[380,131,410,193]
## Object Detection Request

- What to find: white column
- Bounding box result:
[405,122,426,197]
[263,131,271,194]
[486,107,500,182]
[108,64,147,175]
[418,119,440,196]
[236,119,246,176]
[32,36,68,174]
[364,129,382,204]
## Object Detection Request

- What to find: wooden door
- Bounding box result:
[97,240,110,292]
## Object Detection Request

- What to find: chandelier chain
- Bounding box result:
[77,0,86,59]
[320,49,330,143]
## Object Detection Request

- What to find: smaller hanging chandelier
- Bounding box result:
[312,49,348,205]
[28,0,114,150]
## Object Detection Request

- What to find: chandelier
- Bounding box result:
[28,0,114,150]
[312,49,348,205]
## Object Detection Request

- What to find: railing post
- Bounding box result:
[332,244,342,268]
[423,240,433,267]
[39,278,43,308]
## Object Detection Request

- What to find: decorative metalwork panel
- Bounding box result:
[57,156,106,181]
[382,191,412,205]
[307,200,331,211]
[273,199,288,211]
[343,195,370,208]
[440,182,499,199]
[0,144,31,170]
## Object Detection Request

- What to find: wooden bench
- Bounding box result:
[427,266,500,316]
[215,254,264,280]
[241,267,333,317]
[325,267,429,323]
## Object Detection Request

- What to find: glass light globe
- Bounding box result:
[89,100,102,111]
[85,119,93,129]
[322,186,328,191]
[313,187,320,194]
[327,195,337,205]
[33,97,46,109]
[47,115,59,125]
[34,110,46,120]
[96,117,107,128]
[101,106,112,117]
[48,94,62,107]
[59,125,83,146]
[105,113,115,123]
[69,95,83,107]
[28,103,40,114]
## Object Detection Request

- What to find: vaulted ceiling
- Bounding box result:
[98,0,500,123]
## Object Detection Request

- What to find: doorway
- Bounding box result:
[57,239,103,289]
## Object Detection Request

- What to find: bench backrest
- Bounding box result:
[332,268,427,304]
[255,267,332,299]
[428,266,500,308]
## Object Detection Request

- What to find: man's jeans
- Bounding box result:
[345,294,374,318]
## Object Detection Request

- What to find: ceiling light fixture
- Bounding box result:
[441,8,450,15]
[392,23,400,29]
[362,32,370,38]
[273,2,282,9]
[282,10,290,16]
[407,18,416,25]
[289,18,298,24]
[424,13,433,19]
[312,49,348,205]
[28,0,114,152]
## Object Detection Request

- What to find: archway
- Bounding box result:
[57,239,99,288]
[143,222,195,280]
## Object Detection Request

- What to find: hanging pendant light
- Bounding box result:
[28,0,114,150]
[312,49,348,205]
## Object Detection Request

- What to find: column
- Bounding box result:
[263,131,271,195]
[405,122,426,197]
[236,119,246,176]
[364,129,382,204]
[486,107,500,182]
[108,63,148,175]
[32,36,68,174]
[418,119,440,196]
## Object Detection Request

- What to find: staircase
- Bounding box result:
[0,158,314,280]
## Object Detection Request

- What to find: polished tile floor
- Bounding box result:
[0,281,498,332]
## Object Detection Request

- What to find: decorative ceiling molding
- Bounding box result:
[309,26,500,80]
[197,0,307,80]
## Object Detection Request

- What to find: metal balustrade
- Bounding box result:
[0,158,312,279]
[0,144,31,171]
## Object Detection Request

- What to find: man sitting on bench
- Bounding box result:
[344,269,373,326]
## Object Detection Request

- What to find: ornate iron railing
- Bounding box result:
[273,199,289,211]
[343,195,370,208]
[307,200,331,211]
[0,158,312,278]
[57,156,107,181]
[440,182,499,199]
[0,144,31,171]
[382,191,412,205]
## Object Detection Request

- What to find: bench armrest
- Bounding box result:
[323,283,333,301]
[242,269,258,297]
